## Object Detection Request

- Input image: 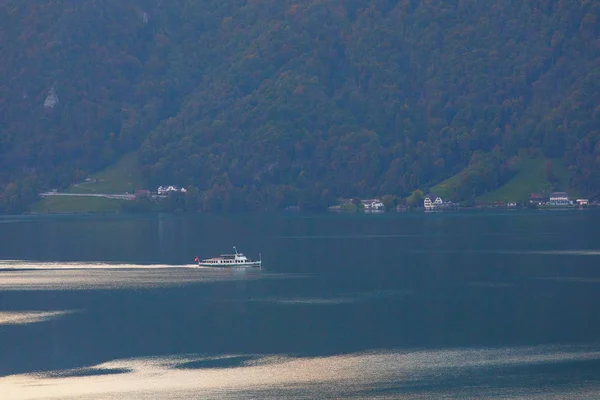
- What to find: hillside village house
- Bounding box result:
[361,199,384,211]
[548,192,570,206]
[157,185,187,195]
[424,196,443,210]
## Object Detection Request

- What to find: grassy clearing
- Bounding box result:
[429,157,578,203]
[429,171,465,198]
[33,152,143,213]
[68,153,143,194]
[32,196,127,214]
[477,158,576,203]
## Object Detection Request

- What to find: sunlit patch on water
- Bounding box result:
[0,261,311,291]
[0,310,78,326]
[2,344,600,399]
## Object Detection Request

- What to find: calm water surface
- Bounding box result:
[1,210,600,399]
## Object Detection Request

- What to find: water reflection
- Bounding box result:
[3,345,600,399]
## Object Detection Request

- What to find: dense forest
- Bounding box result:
[1,0,599,213]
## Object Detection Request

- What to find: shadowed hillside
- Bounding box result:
[1,0,599,212]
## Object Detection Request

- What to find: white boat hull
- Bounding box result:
[198,261,261,268]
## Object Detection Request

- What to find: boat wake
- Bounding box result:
[0,260,303,291]
[0,260,210,271]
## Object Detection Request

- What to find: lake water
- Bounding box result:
[1,210,600,399]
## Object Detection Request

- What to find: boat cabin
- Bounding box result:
[198,246,260,266]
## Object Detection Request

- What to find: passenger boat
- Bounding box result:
[194,247,261,268]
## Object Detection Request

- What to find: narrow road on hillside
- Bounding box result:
[39,192,136,200]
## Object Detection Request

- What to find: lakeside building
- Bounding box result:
[361,199,384,211]
[548,192,571,206]
[157,185,187,195]
[424,196,443,210]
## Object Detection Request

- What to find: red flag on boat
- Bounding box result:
[194,256,199,263]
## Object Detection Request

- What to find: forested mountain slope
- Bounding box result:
[1,0,599,212]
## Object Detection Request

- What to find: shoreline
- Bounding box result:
[15,204,598,217]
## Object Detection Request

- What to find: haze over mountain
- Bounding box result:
[1,0,599,213]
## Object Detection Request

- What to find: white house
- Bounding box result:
[361,199,384,211]
[424,197,432,209]
[424,196,443,210]
[157,185,187,195]
[549,192,570,206]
